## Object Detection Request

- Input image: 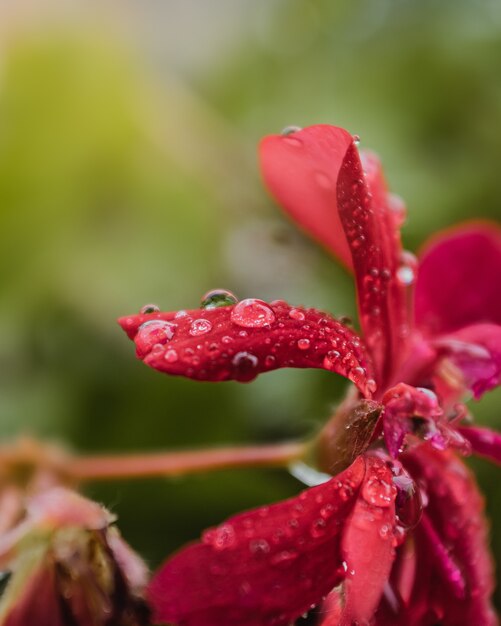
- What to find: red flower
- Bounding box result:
[119,126,501,625]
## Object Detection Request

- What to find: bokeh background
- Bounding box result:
[1,0,501,613]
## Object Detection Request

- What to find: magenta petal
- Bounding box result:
[434,323,501,397]
[148,457,366,626]
[416,222,501,335]
[403,447,496,625]
[118,300,376,396]
[458,426,501,466]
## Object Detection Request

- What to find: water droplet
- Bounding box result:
[189,318,213,336]
[348,366,366,385]
[264,355,276,368]
[362,475,395,508]
[136,320,176,356]
[271,550,298,566]
[201,289,238,310]
[289,308,305,322]
[175,310,188,319]
[397,251,418,286]
[164,349,178,363]
[140,303,160,314]
[379,524,391,539]
[323,350,341,370]
[232,352,259,380]
[204,524,236,550]
[249,539,270,555]
[231,299,276,328]
[310,518,327,538]
[281,125,302,136]
[353,134,361,145]
[297,338,310,350]
[393,473,423,530]
[366,378,377,394]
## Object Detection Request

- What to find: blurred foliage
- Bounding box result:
[0,0,501,609]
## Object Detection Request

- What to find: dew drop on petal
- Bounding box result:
[232,351,259,380]
[397,251,418,286]
[164,348,178,363]
[249,539,270,555]
[204,524,236,550]
[270,550,298,567]
[281,125,302,136]
[140,303,160,314]
[362,475,395,508]
[297,338,311,350]
[366,378,377,394]
[230,299,276,328]
[289,308,306,322]
[175,310,188,319]
[393,473,423,530]
[201,289,238,310]
[189,318,213,336]
[323,350,341,370]
[136,320,176,355]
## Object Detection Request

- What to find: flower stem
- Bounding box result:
[70,442,307,482]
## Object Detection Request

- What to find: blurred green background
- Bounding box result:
[1,0,501,612]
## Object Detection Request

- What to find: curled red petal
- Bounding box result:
[259,125,354,269]
[339,455,397,624]
[416,222,501,335]
[337,144,410,388]
[118,300,376,396]
[148,457,366,626]
[458,426,501,466]
[260,126,410,386]
[402,446,496,625]
[433,323,501,398]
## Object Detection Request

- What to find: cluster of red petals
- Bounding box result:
[119,125,501,625]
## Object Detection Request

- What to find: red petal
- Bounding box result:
[259,125,354,269]
[339,456,397,624]
[434,323,501,398]
[402,446,496,625]
[260,126,410,386]
[148,457,366,626]
[118,300,376,396]
[458,426,501,466]
[416,222,501,335]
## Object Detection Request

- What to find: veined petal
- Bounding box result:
[259,125,354,269]
[433,323,501,398]
[148,457,366,626]
[118,300,376,396]
[416,222,501,335]
[458,426,501,466]
[402,446,496,625]
[260,126,410,386]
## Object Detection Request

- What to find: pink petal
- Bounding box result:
[148,457,366,626]
[403,446,496,625]
[416,222,501,335]
[259,125,354,269]
[458,426,501,466]
[118,300,376,396]
[382,383,443,458]
[340,456,397,624]
[433,323,501,398]
[260,126,410,386]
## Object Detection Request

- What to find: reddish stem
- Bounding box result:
[70,442,307,482]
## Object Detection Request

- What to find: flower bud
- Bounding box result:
[0,488,150,626]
